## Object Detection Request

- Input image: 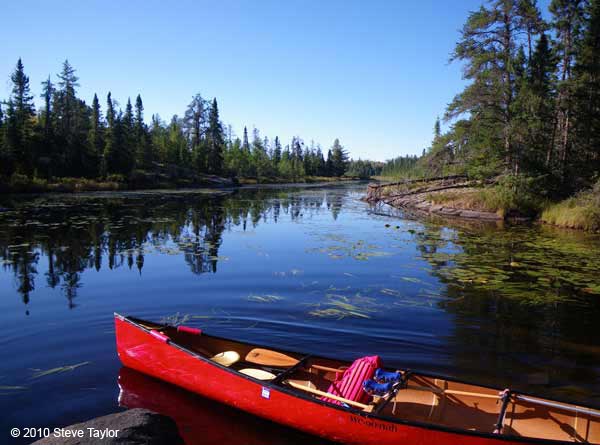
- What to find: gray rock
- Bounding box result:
[31,408,183,445]
[438,207,461,216]
[459,209,502,220]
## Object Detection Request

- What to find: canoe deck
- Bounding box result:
[116,315,600,444]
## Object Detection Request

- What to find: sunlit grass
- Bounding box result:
[541,190,600,232]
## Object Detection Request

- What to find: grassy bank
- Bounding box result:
[541,184,600,232]
[427,184,541,218]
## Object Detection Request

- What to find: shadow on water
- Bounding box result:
[118,366,332,445]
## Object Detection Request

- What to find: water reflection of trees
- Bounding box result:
[410,222,600,402]
[0,188,344,310]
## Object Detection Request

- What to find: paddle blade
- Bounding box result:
[245,348,299,367]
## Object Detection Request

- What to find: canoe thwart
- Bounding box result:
[284,379,370,410]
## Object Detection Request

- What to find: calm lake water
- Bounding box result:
[1,183,600,444]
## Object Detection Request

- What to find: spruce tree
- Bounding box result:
[103,92,116,176]
[56,59,83,175]
[7,58,36,175]
[40,76,54,140]
[88,94,103,176]
[242,126,250,152]
[121,98,135,174]
[325,149,334,176]
[273,136,282,164]
[206,98,224,174]
[134,94,151,169]
[56,60,79,138]
[0,103,7,177]
[331,138,349,177]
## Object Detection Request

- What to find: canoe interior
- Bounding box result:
[131,318,600,444]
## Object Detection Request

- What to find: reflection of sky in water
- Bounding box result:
[1,184,600,441]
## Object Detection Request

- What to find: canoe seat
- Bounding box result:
[240,368,276,381]
[210,351,240,367]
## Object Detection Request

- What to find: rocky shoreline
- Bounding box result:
[365,177,503,222]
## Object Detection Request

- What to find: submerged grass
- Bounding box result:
[247,294,284,303]
[30,362,90,379]
[307,293,378,320]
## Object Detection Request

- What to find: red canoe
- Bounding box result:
[115,313,600,444]
[117,367,326,445]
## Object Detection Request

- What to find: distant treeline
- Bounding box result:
[382,0,600,202]
[0,59,367,189]
[380,155,420,178]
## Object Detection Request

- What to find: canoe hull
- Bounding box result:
[114,316,545,445]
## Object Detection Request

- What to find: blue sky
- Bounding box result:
[0,0,544,161]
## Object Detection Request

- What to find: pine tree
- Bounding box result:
[549,0,586,178]
[206,98,224,174]
[526,33,556,172]
[184,94,206,149]
[167,115,188,166]
[518,0,545,59]
[184,94,207,172]
[574,0,600,179]
[448,0,533,175]
[434,117,441,139]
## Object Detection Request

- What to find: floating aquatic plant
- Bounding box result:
[30,362,90,379]
[414,224,600,306]
[160,312,191,326]
[307,293,379,320]
[247,294,284,303]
